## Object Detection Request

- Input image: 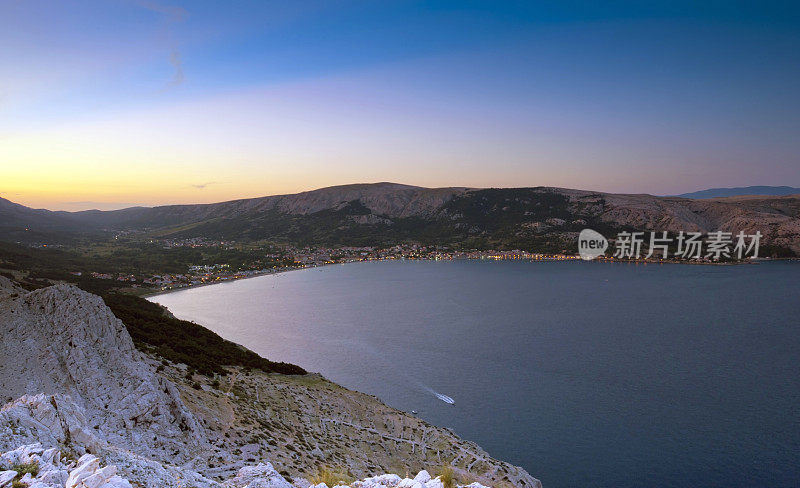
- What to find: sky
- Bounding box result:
[1,1,799,210]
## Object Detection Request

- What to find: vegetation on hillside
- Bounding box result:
[103,293,306,376]
[438,466,455,488]
[310,467,354,487]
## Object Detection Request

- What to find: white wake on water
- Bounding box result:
[419,385,455,405]
[324,340,456,406]
[434,392,455,404]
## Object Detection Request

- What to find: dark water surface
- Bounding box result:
[150,260,800,488]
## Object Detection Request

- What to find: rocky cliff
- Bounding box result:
[0,277,541,488]
[0,278,205,463]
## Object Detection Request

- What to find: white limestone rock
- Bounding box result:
[361,474,403,487]
[424,477,444,488]
[0,396,221,488]
[0,394,100,456]
[292,477,312,488]
[0,284,205,463]
[289,472,503,488]
[0,443,131,488]
[0,470,18,486]
[0,437,503,488]
[65,454,101,488]
[0,440,221,488]
[224,463,294,488]
[395,478,419,488]
[65,454,131,488]
[413,471,431,484]
[462,483,491,488]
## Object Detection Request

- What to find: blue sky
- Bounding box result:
[2,1,799,209]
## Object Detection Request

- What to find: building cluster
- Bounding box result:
[90,272,138,282]
[148,237,237,249]
[284,245,579,265]
[74,244,582,291]
[452,250,578,261]
[285,244,453,264]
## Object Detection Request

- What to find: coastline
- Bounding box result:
[139,263,309,298]
[140,255,786,298]
[141,256,575,298]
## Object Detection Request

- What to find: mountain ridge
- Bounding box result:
[2,183,799,255]
[676,185,800,199]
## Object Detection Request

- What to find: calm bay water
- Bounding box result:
[150,260,800,488]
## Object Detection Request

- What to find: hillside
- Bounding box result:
[2,183,799,255]
[0,197,94,243]
[0,277,541,488]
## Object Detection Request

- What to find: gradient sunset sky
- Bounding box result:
[2,1,799,210]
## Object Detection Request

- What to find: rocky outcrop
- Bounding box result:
[0,438,499,488]
[0,395,219,488]
[0,280,205,463]
[223,463,293,488]
[0,396,524,488]
[0,444,131,488]
[0,276,22,300]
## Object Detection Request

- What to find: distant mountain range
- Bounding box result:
[677,186,800,199]
[2,182,799,255]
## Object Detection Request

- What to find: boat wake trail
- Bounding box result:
[419,385,455,405]
[328,341,456,406]
[434,392,455,405]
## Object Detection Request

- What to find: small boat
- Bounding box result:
[411,410,418,414]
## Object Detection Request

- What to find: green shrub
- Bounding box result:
[102,294,306,376]
[11,461,39,477]
[9,461,40,487]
